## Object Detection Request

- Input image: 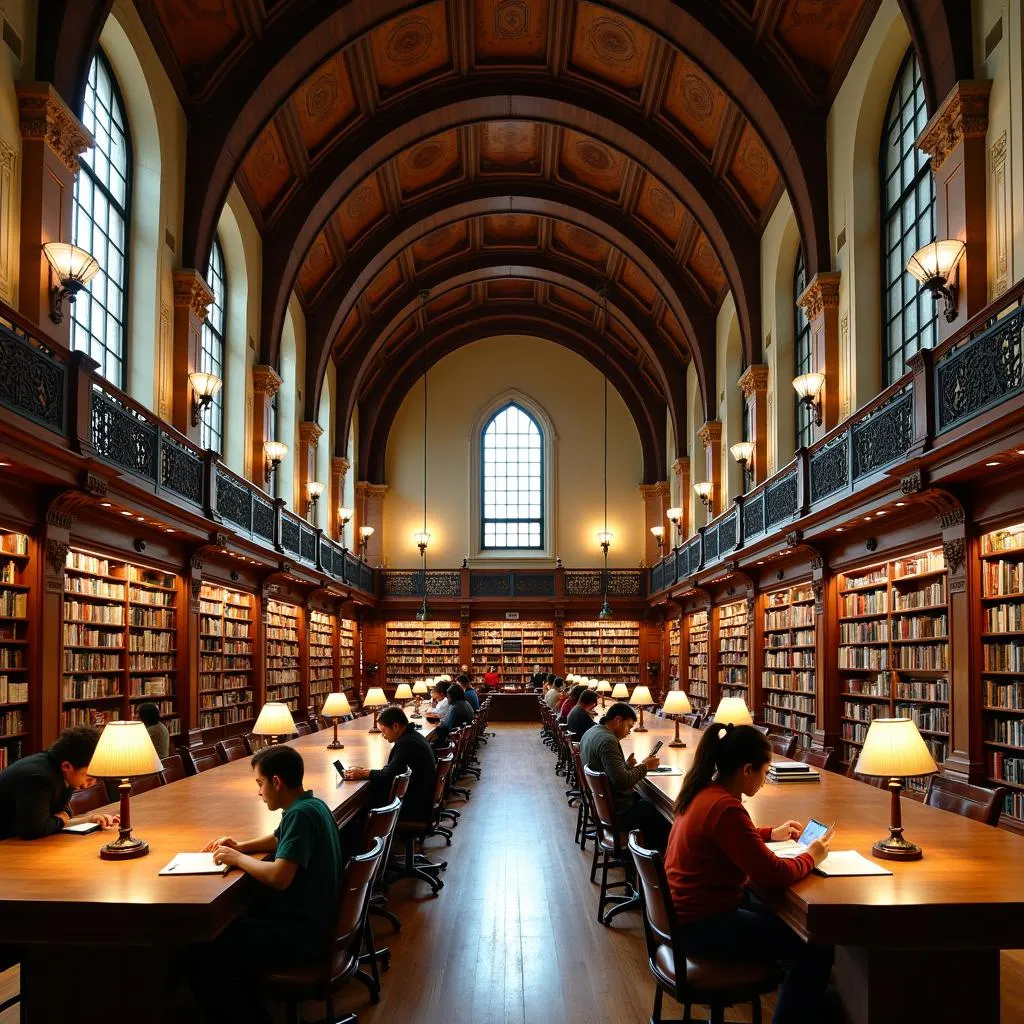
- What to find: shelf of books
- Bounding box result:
[198,584,254,732]
[309,609,336,711]
[0,531,30,769]
[266,600,302,711]
[471,620,554,686]
[761,584,816,746]
[62,549,181,741]
[339,619,356,693]
[384,621,460,686]
[668,619,680,683]
[837,548,950,793]
[562,621,640,684]
[686,610,709,709]
[981,523,1024,825]
[716,600,749,702]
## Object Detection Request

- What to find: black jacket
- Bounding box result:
[431,698,475,748]
[566,704,597,740]
[368,727,437,823]
[0,752,72,839]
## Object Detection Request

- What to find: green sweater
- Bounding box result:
[580,723,647,815]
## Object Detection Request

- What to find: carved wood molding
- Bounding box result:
[697,420,722,448]
[737,363,769,398]
[172,268,216,321]
[16,82,92,174]
[797,271,841,321]
[298,421,324,448]
[252,364,283,396]
[916,80,992,172]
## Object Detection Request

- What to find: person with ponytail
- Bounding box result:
[664,723,834,1023]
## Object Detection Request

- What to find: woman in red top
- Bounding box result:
[483,665,500,689]
[664,724,834,1024]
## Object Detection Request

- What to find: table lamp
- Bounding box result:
[566,674,577,684]
[662,689,692,747]
[253,701,297,745]
[363,687,388,733]
[611,682,629,700]
[854,717,938,860]
[394,683,413,706]
[412,680,429,719]
[86,721,163,860]
[321,692,351,750]
[712,697,753,727]
[596,680,612,705]
[630,685,655,733]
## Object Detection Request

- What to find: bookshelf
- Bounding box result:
[0,531,29,770]
[266,600,302,711]
[837,548,950,791]
[198,583,254,732]
[62,549,181,741]
[716,600,749,702]
[385,621,460,686]
[668,618,680,683]
[562,621,640,684]
[686,609,709,708]
[760,584,816,746]
[471,620,554,686]
[309,609,336,710]
[339,619,356,694]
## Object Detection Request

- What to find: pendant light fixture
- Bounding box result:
[597,284,613,620]
[415,289,430,622]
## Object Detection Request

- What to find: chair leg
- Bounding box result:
[353,966,381,1004]
[651,984,664,1024]
[709,1006,725,1024]
[750,996,762,1024]
[589,832,600,883]
[369,901,402,933]
[286,998,300,1024]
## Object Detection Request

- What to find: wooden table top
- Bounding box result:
[0,716,402,945]
[616,714,1024,948]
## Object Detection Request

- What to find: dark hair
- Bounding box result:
[554,676,564,686]
[674,724,771,815]
[458,673,472,686]
[49,726,99,768]
[599,701,637,725]
[251,745,305,789]
[378,706,409,729]
[447,683,465,702]
[433,682,450,695]
[546,673,557,684]
[578,689,598,707]
[137,702,161,727]
[569,684,586,702]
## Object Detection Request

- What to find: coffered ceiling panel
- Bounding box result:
[776,0,874,85]
[487,279,536,301]
[620,259,658,312]
[482,213,541,247]
[427,285,473,317]
[635,173,686,248]
[557,130,627,199]
[728,122,782,215]
[478,121,542,174]
[365,258,405,309]
[396,130,464,198]
[660,54,729,160]
[297,230,337,301]
[549,285,594,319]
[291,53,359,154]
[474,0,550,64]
[410,220,471,269]
[336,174,387,246]
[148,0,245,90]
[567,2,653,97]
[239,120,293,210]
[551,221,611,271]
[369,2,453,94]
[687,229,727,299]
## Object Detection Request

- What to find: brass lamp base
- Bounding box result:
[368,709,380,734]
[668,718,686,748]
[634,706,648,733]
[326,721,344,750]
[99,834,149,860]
[872,834,923,861]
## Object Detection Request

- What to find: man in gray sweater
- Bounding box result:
[580,701,670,851]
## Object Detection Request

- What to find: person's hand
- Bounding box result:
[771,820,802,841]
[807,837,832,867]
[56,811,70,825]
[642,755,660,771]
[344,767,370,780]
[202,836,238,853]
[89,812,119,830]
[626,752,636,767]
[212,844,243,868]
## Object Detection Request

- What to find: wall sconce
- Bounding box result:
[666,506,683,546]
[42,242,100,324]
[596,530,613,556]
[730,441,755,491]
[358,524,375,560]
[305,481,324,518]
[189,371,223,427]
[694,481,713,514]
[338,506,353,547]
[906,239,966,323]
[414,530,431,556]
[263,440,288,485]
[650,525,665,555]
[792,372,825,428]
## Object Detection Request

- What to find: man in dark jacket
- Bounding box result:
[566,689,599,740]
[431,683,474,747]
[0,725,118,839]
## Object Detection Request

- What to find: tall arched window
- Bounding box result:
[880,50,935,385]
[199,237,226,452]
[794,248,814,450]
[72,50,131,388]
[482,403,543,549]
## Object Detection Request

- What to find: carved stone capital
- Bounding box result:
[45,538,70,576]
[332,456,351,475]
[252,364,283,397]
[797,272,841,321]
[17,82,92,174]
[639,483,666,502]
[298,422,324,449]
[357,482,389,504]
[671,456,690,477]
[172,269,215,321]
[737,364,769,398]
[916,80,992,172]
[943,537,966,575]
[697,420,722,449]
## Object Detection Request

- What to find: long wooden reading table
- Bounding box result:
[617,714,1024,1024]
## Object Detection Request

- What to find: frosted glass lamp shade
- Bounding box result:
[730,441,755,466]
[321,693,351,719]
[439,675,452,683]
[363,687,388,708]
[263,440,288,465]
[611,683,629,699]
[630,685,654,707]
[412,680,430,695]
[359,526,375,540]
[713,697,753,727]
[693,481,712,502]
[666,507,682,525]
[42,241,100,286]
[394,684,414,700]
[189,371,223,400]
[337,506,354,525]
[306,481,325,500]
[650,526,665,540]
[596,680,612,694]
[253,702,297,737]
[87,721,162,778]
[906,239,966,284]
[792,372,825,402]
[663,690,692,716]
[855,718,938,778]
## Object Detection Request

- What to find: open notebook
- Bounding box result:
[159,853,230,876]
[766,843,893,876]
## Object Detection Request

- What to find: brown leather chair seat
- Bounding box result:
[652,944,783,998]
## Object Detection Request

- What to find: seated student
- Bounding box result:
[530,664,547,690]
[431,682,475,748]
[460,672,481,711]
[138,701,169,759]
[580,701,669,851]
[664,724,833,1024]
[425,681,451,722]
[0,725,118,840]
[566,689,599,739]
[557,684,586,723]
[194,745,343,1023]
[544,679,563,709]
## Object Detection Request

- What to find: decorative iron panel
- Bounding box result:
[937,305,1024,430]
[160,435,203,505]
[563,571,603,597]
[851,391,913,480]
[765,471,798,527]
[252,497,275,541]
[809,434,850,504]
[687,537,702,573]
[470,573,512,597]
[216,471,251,530]
[333,547,346,578]
[91,390,158,481]
[704,524,720,562]
[743,493,765,539]
[676,546,688,581]
[718,512,737,553]
[607,571,643,597]
[300,528,317,563]
[383,572,421,597]
[513,572,555,597]
[651,561,665,594]
[281,516,300,554]
[0,323,65,432]
[426,571,460,596]
[359,563,373,593]
[344,552,361,584]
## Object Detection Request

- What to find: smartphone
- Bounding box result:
[333,759,346,780]
[798,818,833,845]
[647,740,664,759]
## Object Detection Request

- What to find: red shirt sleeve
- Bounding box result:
[712,804,814,888]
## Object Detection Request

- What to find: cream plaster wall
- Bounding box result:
[383,335,644,569]
[315,361,335,531]
[715,294,743,506]
[0,1,31,308]
[686,362,703,530]
[278,297,302,511]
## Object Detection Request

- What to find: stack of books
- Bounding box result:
[768,760,821,784]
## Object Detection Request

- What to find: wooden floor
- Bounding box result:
[1,722,1023,1023]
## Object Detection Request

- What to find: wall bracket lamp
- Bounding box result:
[694,481,714,514]
[188,371,223,427]
[358,525,375,560]
[650,525,665,555]
[337,506,353,547]
[42,242,100,325]
[305,481,325,518]
[666,507,683,545]
[792,372,825,428]
[906,239,966,323]
[263,440,288,486]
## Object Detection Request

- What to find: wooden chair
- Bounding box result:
[160,753,187,784]
[753,724,770,736]
[307,717,320,734]
[391,755,454,895]
[924,775,1007,826]
[260,835,385,1023]
[796,747,837,773]
[848,767,888,790]
[295,722,312,737]
[357,797,404,992]
[129,772,165,796]
[180,745,223,775]
[768,733,797,758]
[582,766,640,926]
[68,783,112,816]
[628,832,781,1024]
[370,768,413,934]
[215,735,249,764]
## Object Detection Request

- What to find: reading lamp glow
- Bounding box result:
[694,481,713,513]
[793,372,825,428]
[906,239,966,323]
[305,481,325,518]
[411,679,429,719]
[611,683,629,700]
[712,697,753,727]
[337,506,354,547]
[188,371,223,427]
[253,701,297,745]
[42,241,100,324]
[650,525,665,554]
[629,685,654,733]
[358,525,375,560]
[321,692,351,750]
[666,506,683,545]
[663,689,693,747]
[394,683,414,703]
[263,441,288,486]
[362,687,388,733]
[86,721,163,860]
[596,680,612,705]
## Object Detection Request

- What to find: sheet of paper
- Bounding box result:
[766,839,808,859]
[815,850,893,876]
[159,853,230,876]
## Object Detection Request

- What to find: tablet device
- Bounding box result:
[333,759,346,780]
[647,740,664,759]
[63,821,100,834]
[798,818,832,845]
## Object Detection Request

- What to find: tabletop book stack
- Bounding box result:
[768,760,820,784]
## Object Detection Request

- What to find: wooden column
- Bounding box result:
[184,555,203,739]
[331,456,351,543]
[296,421,323,526]
[250,365,282,489]
[671,456,690,543]
[916,81,991,339]
[640,482,670,565]
[697,420,722,520]
[737,364,769,485]
[797,272,841,434]
[39,510,71,745]
[172,270,215,443]
[812,554,840,752]
[16,83,91,343]
[355,482,388,565]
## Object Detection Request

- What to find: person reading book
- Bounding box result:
[663,723,834,1024]
[188,745,342,1023]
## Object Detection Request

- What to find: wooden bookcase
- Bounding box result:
[309,609,336,710]
[686,609,709,708]
[384,621,460,686]
[471,620,554,686]
[562,620,640,684]
[716,600,750,702]
[339,619,356,694]
[265,599,302,711]
[0,531,29,769]
[198,583,255,732]
[667,618,680,683]
[760,583,816,745]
